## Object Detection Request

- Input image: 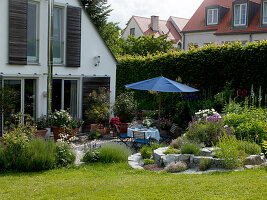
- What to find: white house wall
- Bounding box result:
[122,18,143,39]
[184,31,267,50]
[0,0,117,119]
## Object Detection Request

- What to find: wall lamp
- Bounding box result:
[94,56,100,67]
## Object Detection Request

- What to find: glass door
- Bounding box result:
[52,79,78,117]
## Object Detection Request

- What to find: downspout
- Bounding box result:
[182,32,186,50]
[47,0,54,119]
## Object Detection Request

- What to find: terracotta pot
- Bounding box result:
[35,129,48,139]
[52,126,79,141]
[112,127,118,137]
[160,130,169,135]
[120,123,129,134]
[90,124,104,132]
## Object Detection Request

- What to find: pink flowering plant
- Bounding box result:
[110,117,120,128]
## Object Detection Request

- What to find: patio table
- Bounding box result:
[127,127,160,141]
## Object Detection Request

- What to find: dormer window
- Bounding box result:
[207,8,218,25]
[234,3,247,26]
[130,28,135,36]
[263,1,267,24]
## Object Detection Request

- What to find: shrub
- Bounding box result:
[214,133,245,169]
[55,142,76,167]
[170,137,187,149]
[98,143,131,163]
[262,140,267,156]
[140,145,152,159]
[150,143,166,151]
[164,161,187,173]
[180,143,201,156]
[223,107,267,144]
[163,148,179,155]
[88,129,101,139]
[143,159,155,165]
[237,140,262,155]
[21,139,56,171]
[81,143,101,163]
[199,158,212,171]
[186,117,230,146]
[0,139,58,172]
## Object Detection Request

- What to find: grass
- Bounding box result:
[0,163,266,199]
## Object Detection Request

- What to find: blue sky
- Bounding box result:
[108,0,204,29]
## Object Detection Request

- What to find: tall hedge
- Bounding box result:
[117,41,267,102]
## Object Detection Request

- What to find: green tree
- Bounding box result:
[100,22,125,56]
[81,0,112,31]
[121,35,174,56]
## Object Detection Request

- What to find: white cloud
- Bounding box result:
[108,0,204,28]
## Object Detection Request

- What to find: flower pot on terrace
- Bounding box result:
[120,123,129,134]
[160,130,169,135]
[35,129,48,139]
[52,126,79,141]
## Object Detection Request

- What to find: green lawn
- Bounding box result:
[0,163,266,200]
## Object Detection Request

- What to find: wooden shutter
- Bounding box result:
[82,77,110,132]
[0,76,2,137]
[9,0,27,65]
[66,6,81,67]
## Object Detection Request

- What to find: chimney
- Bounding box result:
[151,16,159,32]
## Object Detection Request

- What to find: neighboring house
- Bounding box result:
[182,0,267,50]
[0,0,118,135]
[122,16,189,48]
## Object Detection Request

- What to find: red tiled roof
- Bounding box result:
[133,16,182,43]
[169,16,189,31]
[182,0,267,34]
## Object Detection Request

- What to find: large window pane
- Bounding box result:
[234,4,247,25]
[264,2,267,23]
[53,7,63,64]
[234,5,241,25]
[52,79,62,112]
[241,4,247,25]
[64,80,78,117]
[24,79,36,119]
[27,2,38,63]
[207,9,212,24]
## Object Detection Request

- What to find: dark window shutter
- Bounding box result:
[9,0,27,65]
[0,76,2,137]
[82,77,110,132]
[66,6,81,67]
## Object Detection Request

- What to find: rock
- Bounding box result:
[244,155,264,165]
[153,147,169,166]
[179,154,191,164]
[163,154,180,166]
[244,165,256,170]
[128,161,143,169]
[193,156,213,165]
[200,147,214,157]
[212,158,223,168]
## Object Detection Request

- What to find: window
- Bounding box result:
[52,79,78,117]
[130,28,135,36]
[234,3,247,26]
[207,8,218,25]
[263,1,267,24]
[53,7,64,64]
[27,2,39,63]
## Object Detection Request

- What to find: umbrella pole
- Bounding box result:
[158,92,162,120]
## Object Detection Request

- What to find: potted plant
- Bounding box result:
[50,110,83,141]
[110,117,120,137]
[35,115,48,139]
[159,118,172,134]
[85,87,110,135]
[113,91,137,133]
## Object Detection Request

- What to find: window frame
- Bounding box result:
[263,1,267,24]
[207,8,219,25]
[130,28,135,36]
[234,3,247,26]
[27,1,39,64]
[53,6,65,65]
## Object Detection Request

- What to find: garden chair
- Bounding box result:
[160,124,178,144]
[132,131,150,150]
[115,125,131,146]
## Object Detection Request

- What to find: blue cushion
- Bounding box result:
[119,134,128,138]
[134,138,149,144]
[160,134,172,139]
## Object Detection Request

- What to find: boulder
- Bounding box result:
[244,155,265,165]
[200,147,214,157]
[163,154,180,166]
[153,147,168,166]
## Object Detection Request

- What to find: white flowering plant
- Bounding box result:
[143,118,154,128]
[50,109,83,129]
[194,109,220,121]
[57,132,78,145]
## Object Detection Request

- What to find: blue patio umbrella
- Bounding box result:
[125,76,199,119]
